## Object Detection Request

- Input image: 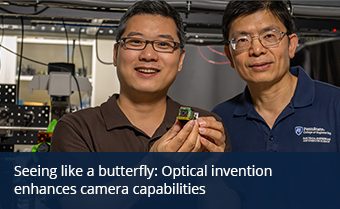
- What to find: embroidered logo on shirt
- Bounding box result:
[295,126,303,136]
[295,126,332,143]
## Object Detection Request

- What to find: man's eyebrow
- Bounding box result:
[231,31,249,37]
[126,32,143,37]
[260,25,282,33]
[125,32,175,41]
[231,25,283,37]
[157,34,175,41]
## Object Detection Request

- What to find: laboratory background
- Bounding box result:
[0,0,340,152]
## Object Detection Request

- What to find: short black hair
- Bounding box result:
[115,0,185,46]
[222,1,295,44]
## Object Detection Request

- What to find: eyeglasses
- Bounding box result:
[228,29,287,51]
[118,37,184,53]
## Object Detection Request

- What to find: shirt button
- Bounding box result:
[269,136,274,141]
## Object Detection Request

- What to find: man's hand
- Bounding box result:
[197,117,226,152]
[149,119,204,152]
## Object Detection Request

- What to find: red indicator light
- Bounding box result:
[333,28,337,32]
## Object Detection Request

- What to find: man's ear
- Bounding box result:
[224,45,235,68]
[288,33,299,59]
[177,48,186,72]
[113,43,118,66]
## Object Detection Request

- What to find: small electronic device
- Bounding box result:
[176,107,199,124]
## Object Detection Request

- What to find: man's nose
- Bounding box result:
[249,36,267,56]
[139,42,159,61]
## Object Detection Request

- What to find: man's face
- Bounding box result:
[114,14,185,96]
[224,10,298,86]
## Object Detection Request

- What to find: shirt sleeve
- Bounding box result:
[50,118,92,152]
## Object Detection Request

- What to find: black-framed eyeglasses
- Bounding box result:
[228,29,287,51]
[118,37,184,53]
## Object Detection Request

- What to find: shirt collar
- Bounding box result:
[290,66,315,108]
[234,66,315,116]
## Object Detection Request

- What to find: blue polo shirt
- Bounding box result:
[212,66,340,152]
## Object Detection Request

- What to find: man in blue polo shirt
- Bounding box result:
[212,0,340,152]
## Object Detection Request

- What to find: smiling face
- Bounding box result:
[114,14,185,97]
[224,10,298,87]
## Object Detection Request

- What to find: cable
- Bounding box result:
[16,16,24,105]
[76,28,85,109]
[0,17,4,46]
[95,29,113,65]
[72,39,75,63]
[0,6,49,15]
[0,43,47,66]
[72,74,83,109]
[0,16,4,70]
[78,28,85,75]
[62,19,69,63]
[197,46,230,65]
[207,46,226,56]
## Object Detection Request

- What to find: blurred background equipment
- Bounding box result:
[0,83,49,152]
[29,62,92,120]
[0,1,340,153]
